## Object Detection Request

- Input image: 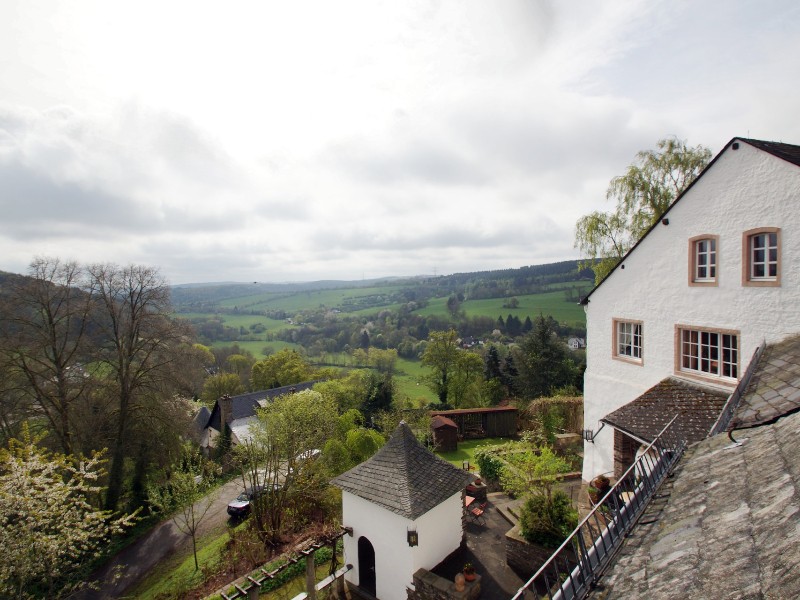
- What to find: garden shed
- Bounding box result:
[430,406,518,438]
[430,415,458,452]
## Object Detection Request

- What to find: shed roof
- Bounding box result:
[332,422,474,520]
[430,406,518,416]
[431,415,458,430]
[601,377,728,444]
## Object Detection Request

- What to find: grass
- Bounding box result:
[416,290,588,328]
[132,522,236,600]
[394,357,436,405]
[216,285,409,313]
[435,437,511,471]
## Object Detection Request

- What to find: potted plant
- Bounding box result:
[587,485,600,505]
[463,562,476,582]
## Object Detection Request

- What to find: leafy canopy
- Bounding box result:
[575,137,712,284]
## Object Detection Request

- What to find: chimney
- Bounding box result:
[219,394,233,429]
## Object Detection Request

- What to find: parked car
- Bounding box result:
[227,483,281,518]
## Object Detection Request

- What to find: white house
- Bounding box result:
[332,422,474,600]
[581,137,800,482]
[200,381,319,451]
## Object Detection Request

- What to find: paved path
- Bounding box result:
[73,477,245,600]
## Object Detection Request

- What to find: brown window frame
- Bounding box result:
[688,234,719,287]
[612,319,643,365]
[742,227,781,287]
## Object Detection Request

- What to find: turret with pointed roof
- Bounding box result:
[332,421,474,520]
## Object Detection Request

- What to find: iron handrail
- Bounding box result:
[511,414,686,600]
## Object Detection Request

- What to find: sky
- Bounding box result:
[1,1,799,285]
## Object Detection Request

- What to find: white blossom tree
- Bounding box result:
[0,427,135,599]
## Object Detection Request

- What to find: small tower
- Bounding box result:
[333,422,474,600]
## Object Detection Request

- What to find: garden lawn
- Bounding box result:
[436,437,510,472]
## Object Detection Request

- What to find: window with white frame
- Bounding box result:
[689,235,718,285]
[743,227,780,286]
[678,327,738,380]
[613,320,642,363]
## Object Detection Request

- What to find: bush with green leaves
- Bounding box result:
[519,489,578,548]
[475,446,505,482]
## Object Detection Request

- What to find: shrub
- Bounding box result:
[519,489,579,548]
[475,446,504,482]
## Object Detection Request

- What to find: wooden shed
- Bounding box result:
[429,406,518,439]
[430,415,458,452]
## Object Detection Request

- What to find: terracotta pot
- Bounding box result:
[464,572,476,582]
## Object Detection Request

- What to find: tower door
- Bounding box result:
[357,536,376,596]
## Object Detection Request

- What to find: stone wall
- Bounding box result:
[505,525,560,580]
[408,569,480,600]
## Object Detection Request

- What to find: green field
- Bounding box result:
[416,289,588,327]
[394,357,436,405]
[216,285,409,314]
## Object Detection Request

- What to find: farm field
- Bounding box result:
[415,288,588,327]
[216,284,409,314]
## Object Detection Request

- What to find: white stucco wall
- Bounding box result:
[583,141,800,480]
[341,490,464,600]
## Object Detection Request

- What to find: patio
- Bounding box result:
[431,477,587,599]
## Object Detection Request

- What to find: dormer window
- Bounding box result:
[689,235,719,286]
[743,228,780,286]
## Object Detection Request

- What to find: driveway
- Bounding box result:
[73,477,246,599]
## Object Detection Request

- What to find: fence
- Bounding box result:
[511,415,686,600]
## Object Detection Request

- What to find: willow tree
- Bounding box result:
[575,137,712,284]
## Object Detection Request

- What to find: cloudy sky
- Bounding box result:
[1,1,799,284]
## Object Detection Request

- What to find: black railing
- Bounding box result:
[708,341,765,436]
[511,415,686,600]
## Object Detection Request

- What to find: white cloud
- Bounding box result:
[0,0,799,283]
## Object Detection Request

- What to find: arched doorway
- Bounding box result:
[358,536,376,596]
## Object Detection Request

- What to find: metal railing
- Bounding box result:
[511,415,686,600]
[708,341,765,436]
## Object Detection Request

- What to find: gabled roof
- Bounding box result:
[580,137,800,305]
[591,335,800,598]
[332,422,474,520]
[431,415,458,430]
[206,380,320,431]
[601,377,728,445]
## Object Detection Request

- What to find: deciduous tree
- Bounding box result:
[87,263,190,510]
[575,137,712,283]
[0,427,135,599]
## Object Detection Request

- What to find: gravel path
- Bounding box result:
[73,477,246,600]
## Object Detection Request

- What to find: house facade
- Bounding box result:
[581,138,800,481]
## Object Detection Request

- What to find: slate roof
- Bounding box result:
[729,334,800,430]
[594,409,800,599]
[591,336,800,599]
[332,422,474,520]
[740,137,800,167]
[601,377,729,444]
[206,380,320,431]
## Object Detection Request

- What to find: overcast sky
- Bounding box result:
[1,1,799,284]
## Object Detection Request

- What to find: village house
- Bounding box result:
[200,381,318,450]
[580,137,800,482]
